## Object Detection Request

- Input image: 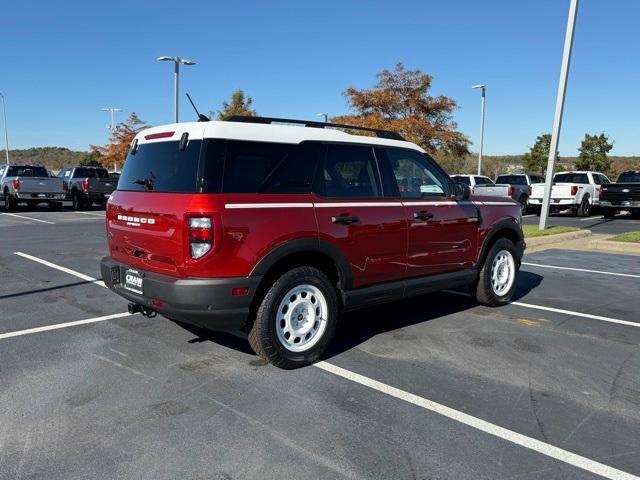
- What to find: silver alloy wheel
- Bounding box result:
[490,249,516,296]
[275,284,328,353]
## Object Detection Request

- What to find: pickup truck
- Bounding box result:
[0,164,66,211]
[529,171,610,217]
[450,175,511,199]
[495,174,546,215]
[57,166,117,210]
[600,170,640,219]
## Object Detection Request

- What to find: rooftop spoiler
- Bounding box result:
[222,115,406,141]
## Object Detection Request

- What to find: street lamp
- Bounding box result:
[101,107,122,133]
[472,84,486,175]
[157,56,196,123]
[0,92,9,164]
[317,112,328,123]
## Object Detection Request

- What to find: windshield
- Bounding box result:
[496,175,527,185]
[6,166,49,177]
[617,171,640,183]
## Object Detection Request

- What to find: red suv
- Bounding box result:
[101,117,524,368]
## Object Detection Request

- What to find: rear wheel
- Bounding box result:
[3,191,16,212]
[519,196,528,216]
[603,208,616,219]
[71,191,84,211]
[474,238,520,307]
[576,196,591,217]
[50,201,62,211]
[248,266,339,369]
[631,210,640,220]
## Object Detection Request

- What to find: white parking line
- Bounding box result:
[315,361,639,480]
[522,262,640,279]
[73,211,106,217]
[443,290,639,328]
[522,214,537,217]
[580,215,603,221]
[0,312,131,340]
[1,213,55,224]
[14,251,106,288]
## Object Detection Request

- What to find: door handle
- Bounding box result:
[413,211,434,221]
[331,214,359,225]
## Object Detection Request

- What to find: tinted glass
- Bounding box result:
[474,176,494,186]
[118,140,201,192]
[452,175,471,186]
[496,175,527,185]
[73,168,109,179]
[320,144,379,198]
[618,171,640,183]
[554,173,589,184]
[6,166,49,177]
[382,149,446,198]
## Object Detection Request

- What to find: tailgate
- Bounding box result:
[89,178,117,194]
[17,177,64,193]
[472,185,509,197]
[550,184,574,199]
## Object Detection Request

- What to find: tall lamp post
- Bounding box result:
[472,84,486,175]
[0,92,9,164]
[157,56,196,123]
[539,0,579,230]
[101,107,122,134]
[317,112,328,123]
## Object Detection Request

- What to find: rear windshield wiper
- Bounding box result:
[133,178,155,191]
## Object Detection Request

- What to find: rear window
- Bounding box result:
[496,175,527,185]
[119,140,202,192]
[452,176,471,186]
[7,166,49,177]
[554,173,589,184]
[618,171,640,183]
[73,168,109,179]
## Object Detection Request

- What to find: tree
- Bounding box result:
[79,151,103,167]
[522,133,556,173]
[575,133,613,172]
[331,63,470,156]
[91,112,148,171]
[216,89,257,119]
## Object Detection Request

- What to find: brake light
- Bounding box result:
[82,178,90,191]
[145,131,175,140]
[527,186,532,196]
[62,180,69,191]
[508,186,514,197]
[12,178,20,190]
[188,217,213,259]
[571,186,578,196]
[598,188,603,199]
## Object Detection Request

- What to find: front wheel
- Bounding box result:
[248,266,339,369]
[474,238,520,307]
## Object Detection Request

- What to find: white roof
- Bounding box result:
[135,120,425,152]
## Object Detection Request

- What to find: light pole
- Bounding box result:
[317,112,328,123]
[157,56,196,123]
[472,84,486,175]
[101,107,122,134]
[0,92,9,164]
[539,0,579,230]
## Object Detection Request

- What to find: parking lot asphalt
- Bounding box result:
[522,210,640,235]
[1,208,640,480]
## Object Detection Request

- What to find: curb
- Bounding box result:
[589,238,640,255]
[525,229,591,247]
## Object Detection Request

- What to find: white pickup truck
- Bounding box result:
[450,174,511,198]
[529,171,610,217]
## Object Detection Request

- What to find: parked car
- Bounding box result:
[450,174,512,199]
[495,174,546,215]
[57,166,118,210]
[0,164,66,211]
[600,170,640,219]
[101,117,524,369]
[529,171,610,217]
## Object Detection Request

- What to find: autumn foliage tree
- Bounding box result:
[91,113,148,171]
[216,89,257,119]
[332,63,470,156]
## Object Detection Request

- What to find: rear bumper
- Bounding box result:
[600,200,640,209]
[100,257,261,331]
[80,191,114,202]
[529,198,577,206]
[15,192,66,200]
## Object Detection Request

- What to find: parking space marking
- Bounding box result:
[14,251,106,288]
[315,361,640,480]
[522,262,640,279]
[444,290,640,328]
[73,211,106,217]
[581,215,603,221]
[1,213,55,224]
[0,312,131,340]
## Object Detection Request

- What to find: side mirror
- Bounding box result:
[452,182,471,201]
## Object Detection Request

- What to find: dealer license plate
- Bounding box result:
[124,269,144,295]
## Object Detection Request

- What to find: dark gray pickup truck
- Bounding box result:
[600,170,640,219]
[1,164,66,211]
[495,174,546,215]
[57,166,117,210]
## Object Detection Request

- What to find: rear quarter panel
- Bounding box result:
[474,199,522,264]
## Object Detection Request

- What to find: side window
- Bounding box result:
[380,148,447,198]
[453,176,471,186]
[0,165,5,176]
[475,176,494,186]
[319,144,380,198]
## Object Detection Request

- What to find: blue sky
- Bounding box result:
[1,0,639,155]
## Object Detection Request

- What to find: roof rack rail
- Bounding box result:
[223,115,406,141]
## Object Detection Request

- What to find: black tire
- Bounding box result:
[473,238,520,307]
[248,266,339,369]
[631,210,640,220]
[3,190,16,212]
[50,201,62,211]
[71,191,84,211]
[519,196,528,216]
[576,196,591,217]
[603,208,615,219]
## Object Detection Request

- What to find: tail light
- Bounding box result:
[82,178,90,191]
[12,178,20,190]
[508,186,514,197]
[598,188,603,199]
[188,217,212,259]
[527,186,532,196]
[571,186,578,196]
[62,180,69,191]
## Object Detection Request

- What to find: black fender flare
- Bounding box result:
[477,219,525,268]
[249,238,353,290]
